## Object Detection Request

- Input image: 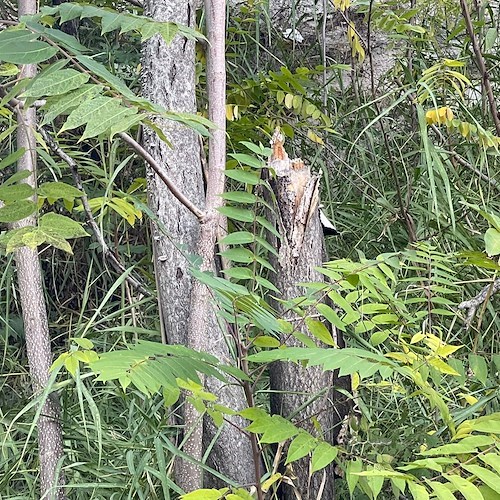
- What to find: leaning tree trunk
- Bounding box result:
[13,1,66,498]
[267,129,350,500]
[141,0,254,491]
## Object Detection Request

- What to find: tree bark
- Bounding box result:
[268,129,350,500]
[141,0,255,491]
[141,0,205,348]
[14,1,66,498]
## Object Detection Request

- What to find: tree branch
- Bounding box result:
[38,127,150,297]
[460,0,500,136]
[458,278,500,329]
[119,132,206,221]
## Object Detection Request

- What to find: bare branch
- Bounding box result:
[460,0,500,136]
[38,127,151,297]
[458,278,500,329]
[119,132,206,221]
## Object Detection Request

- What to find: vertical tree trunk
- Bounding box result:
[268,130,349,500]
[141,0,205,348]
[14,1,66,498]
[141,0,255,491]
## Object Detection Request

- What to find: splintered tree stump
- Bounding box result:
[267,128,349,500]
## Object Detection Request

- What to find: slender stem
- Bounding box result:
[460,0,500,135]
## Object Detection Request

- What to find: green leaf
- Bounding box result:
[219,248,255,264]
[426,480,455,500]
[0,149,25,170]
[255,276,280,293]
[220,191,257,204]
[370,330,390,346]
[408,481,430,500]
[228,153,264,169]
[462,465,500,493]
[139,21,178,44]
[316,303,346,332]
[181,489,225,500]
[217,206,255,223]
[305,318,336,346]
[479,453,500,474]
[73,337,94,349]
[41,84,104,125]
[23,69,90,98]
[484,228,500,257]
[252,336,280,348]
[39,213,89,239]
[0,31,57,64]
[443,474,484,500]
[469,354,488,385]
[246,414,299,443]
[286,432,316,464]
[223,267,254,280]
[347,459,363,496]
[224,169,261,185]
[76,55,139,101]
[485,28,498,52]
[109,113,143,139]
[220,231,255,245]
[311,442,338,472]
[422,435,494,456]
[0,184,34,202]
[0,200,36,223]
[38,182,83,201]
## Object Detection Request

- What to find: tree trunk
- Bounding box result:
[268,129,349,500]
[14,1,66,498]
[141,0,255,491]
[141,0,205,348]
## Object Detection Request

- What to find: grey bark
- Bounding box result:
[141,0,205,347]
[13,1,66,498]
[267,130,350,500]
[141,0,254,491]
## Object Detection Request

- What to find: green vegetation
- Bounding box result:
[1,1,499,498]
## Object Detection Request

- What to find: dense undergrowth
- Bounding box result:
[1,0,500,498]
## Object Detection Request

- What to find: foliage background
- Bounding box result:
[1,0,500,498]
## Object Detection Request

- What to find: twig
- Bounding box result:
[458,278,500,329]
[460,0,500,136]
[38,127,150,297]
[119,132,206,221]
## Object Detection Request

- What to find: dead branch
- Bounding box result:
[458,278,500,329]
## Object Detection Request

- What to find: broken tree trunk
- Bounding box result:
[267,128,350,500]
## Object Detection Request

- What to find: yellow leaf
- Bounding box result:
[333,0,351,11]
[352,372,360,391]
[307,129,324,145]
[427,357,459,376]
[410,332,426,344]
[284,93,294,109]
[425,109,438,124]
[460,393,478,406]
[262,473,282,492]
[435,343,462,358]
[459,121,470,137]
